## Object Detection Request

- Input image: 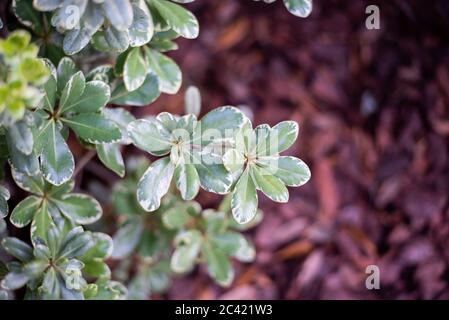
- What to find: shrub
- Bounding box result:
[0,0,312,299]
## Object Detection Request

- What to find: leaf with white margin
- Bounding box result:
[174,163,200,200]
[96,143,125,177]
[170,230,201,273]
[127,119,172,155]
[13,0,43,34]
[110,73,160,106]
[33,0,61,11]
[10,196,42,228]
[137,157,175,212]
[58,71,86,114]
[62,81,110,114]
[193,153,232,194]
[31,201,54,243]
[92,26,129,53]
[38,120,75,186]
[103,107,135,144]
[202,241,234,287]
[1,272,29,290]
[6,120,33,155]
[145,47,181,94]
[63,113,122,144]
[124,47,148,91]
[56,58,77,94]
[257,156,311,187]
[257,120,298,155]
[283,0,313,18]
[1,237,33,262]
[231,168,258,224]
[129,4,154,47]
[222,148,244,173]
[53,194,102,225]
[111,218,144,259]
[150,0,199,39]
[102,0,133,31]
[63,27,91,55]
[251,165,289,203]
[233,236,256,263]
[157,112,178,133]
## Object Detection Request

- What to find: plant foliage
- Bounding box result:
[0,0,312,300]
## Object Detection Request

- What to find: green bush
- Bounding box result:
[0,0,312,299]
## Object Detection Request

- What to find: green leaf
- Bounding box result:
[257,121,298,155]
[2,237,33,262]
[110,73,160,106]
[200,106,244,136]
[6,120,33,155]
[1,272,29,290]
[42,75,57,112]
[127,119,171,155]
[283,0,313,18]
[31,201,53,243]
[111,218,143,259]
[56,58,77,94]
[145,47,181,94]
[54,194,102,225]
[82,232,113,260]
[96,143,125,177]
[58,227,94,259]
[202,241,234,287]
[92,26,129,53]
[63,113,122,144]
[129,4,154,47]
[233,237,256,263]
[170,230,201,273]
[102,0,133,31]
[137,157,175,212]
[37,120,74,186]
[7,142,40,176]
[0,196,7,219]
[63,27,91,55]
[174,163,200,200]
[258,156,311,187]
[33,0,60,11]
[251,165,289,203]
[150,0,199,39]
[162,206,191,230]
[124,47,148,91]
[194,160,232,194]
[83,260,110,279]
[47,179,75,198]
[210,232,241,255]
[223,148,244,173]
[59,71,86,114]
[10,196,42,228]
[11,169,45,195]
[41,268,60,299]
[231,169,258,224]
[12,0,44,34]
[157,112,178,132]
[62,81,110,114]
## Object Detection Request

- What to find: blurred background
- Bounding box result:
[142,0,449,299]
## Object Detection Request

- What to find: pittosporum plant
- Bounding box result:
[253,0,313,17]
[0,0,312,300]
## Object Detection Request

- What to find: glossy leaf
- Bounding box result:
[137,157,175,211]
